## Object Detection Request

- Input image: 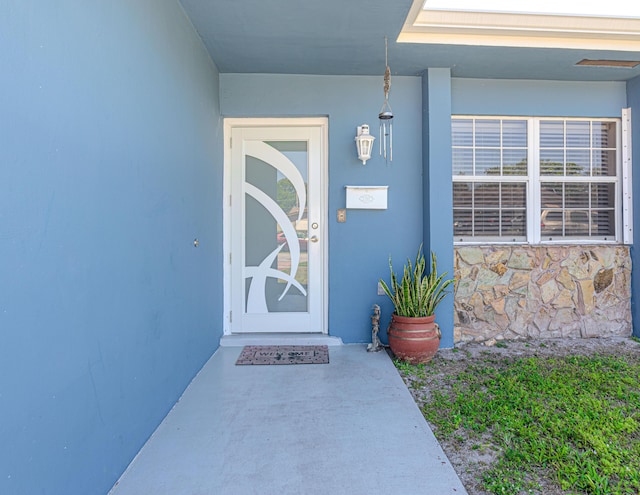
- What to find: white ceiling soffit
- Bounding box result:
[399,0,640,50]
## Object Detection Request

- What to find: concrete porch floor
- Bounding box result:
[109,345,467,495]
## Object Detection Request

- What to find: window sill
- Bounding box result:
[454,239,624,247]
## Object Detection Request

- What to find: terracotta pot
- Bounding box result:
[387,314,441,364]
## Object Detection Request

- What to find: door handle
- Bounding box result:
[310,236,319,243]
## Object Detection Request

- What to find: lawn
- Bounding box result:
[395,338,640,495]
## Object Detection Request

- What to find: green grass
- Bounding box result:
[402,353,640,495]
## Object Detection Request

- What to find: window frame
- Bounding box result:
[452,115,624,245]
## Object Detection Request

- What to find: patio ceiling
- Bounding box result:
[179,0,640,81]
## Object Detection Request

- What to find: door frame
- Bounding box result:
[223,117,329,336]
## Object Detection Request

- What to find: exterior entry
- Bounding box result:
[224,118,328,334]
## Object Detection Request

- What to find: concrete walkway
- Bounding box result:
[110,345,467,495]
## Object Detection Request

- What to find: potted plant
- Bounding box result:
[379,245,453,364]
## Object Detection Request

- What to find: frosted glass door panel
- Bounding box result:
[244,141,309,313]
[229,123,325,334]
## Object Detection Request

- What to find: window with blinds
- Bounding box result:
[539,120,617,240]
[453,117,621,243]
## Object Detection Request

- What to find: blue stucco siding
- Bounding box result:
[452,78,627,117]
[0,1,223,494]
[221,74,423,343]
[422,69,455,348]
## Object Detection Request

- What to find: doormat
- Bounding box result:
[235,345,329,365]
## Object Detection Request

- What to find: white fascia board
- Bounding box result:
[399,5,640,50]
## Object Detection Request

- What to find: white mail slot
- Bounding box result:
[345,186,389,210]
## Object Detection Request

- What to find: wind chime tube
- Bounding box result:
[390,121,393,162]
[379,118,392,161]
[383,122,387,159]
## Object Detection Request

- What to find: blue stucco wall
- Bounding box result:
[0,2,223,494]
[627,76,640,338]
[452,78,627,117]
[220,74,423,343]
[423,69,455,348]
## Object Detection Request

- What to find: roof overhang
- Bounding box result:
[399,1,640,50]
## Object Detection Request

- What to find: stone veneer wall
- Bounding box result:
[454,245,631,344]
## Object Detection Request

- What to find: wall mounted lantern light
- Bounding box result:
[355,124,376,165]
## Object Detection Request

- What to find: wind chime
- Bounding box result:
[379,37,393,162]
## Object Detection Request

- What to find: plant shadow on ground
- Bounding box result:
[394,337,640,495]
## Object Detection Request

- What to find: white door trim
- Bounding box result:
[223,117,329,336]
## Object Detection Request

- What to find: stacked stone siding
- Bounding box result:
[454,245,632,344]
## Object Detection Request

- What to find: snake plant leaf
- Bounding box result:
[378,245,452,317]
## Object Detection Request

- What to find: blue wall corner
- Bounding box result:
[0,1,223,494]
[221,74,423,343]
[627,76,640,338]
[422,69,455,348]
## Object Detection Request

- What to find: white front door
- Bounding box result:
[225,119,327,334]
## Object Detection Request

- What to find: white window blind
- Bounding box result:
[453,116,626,244]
